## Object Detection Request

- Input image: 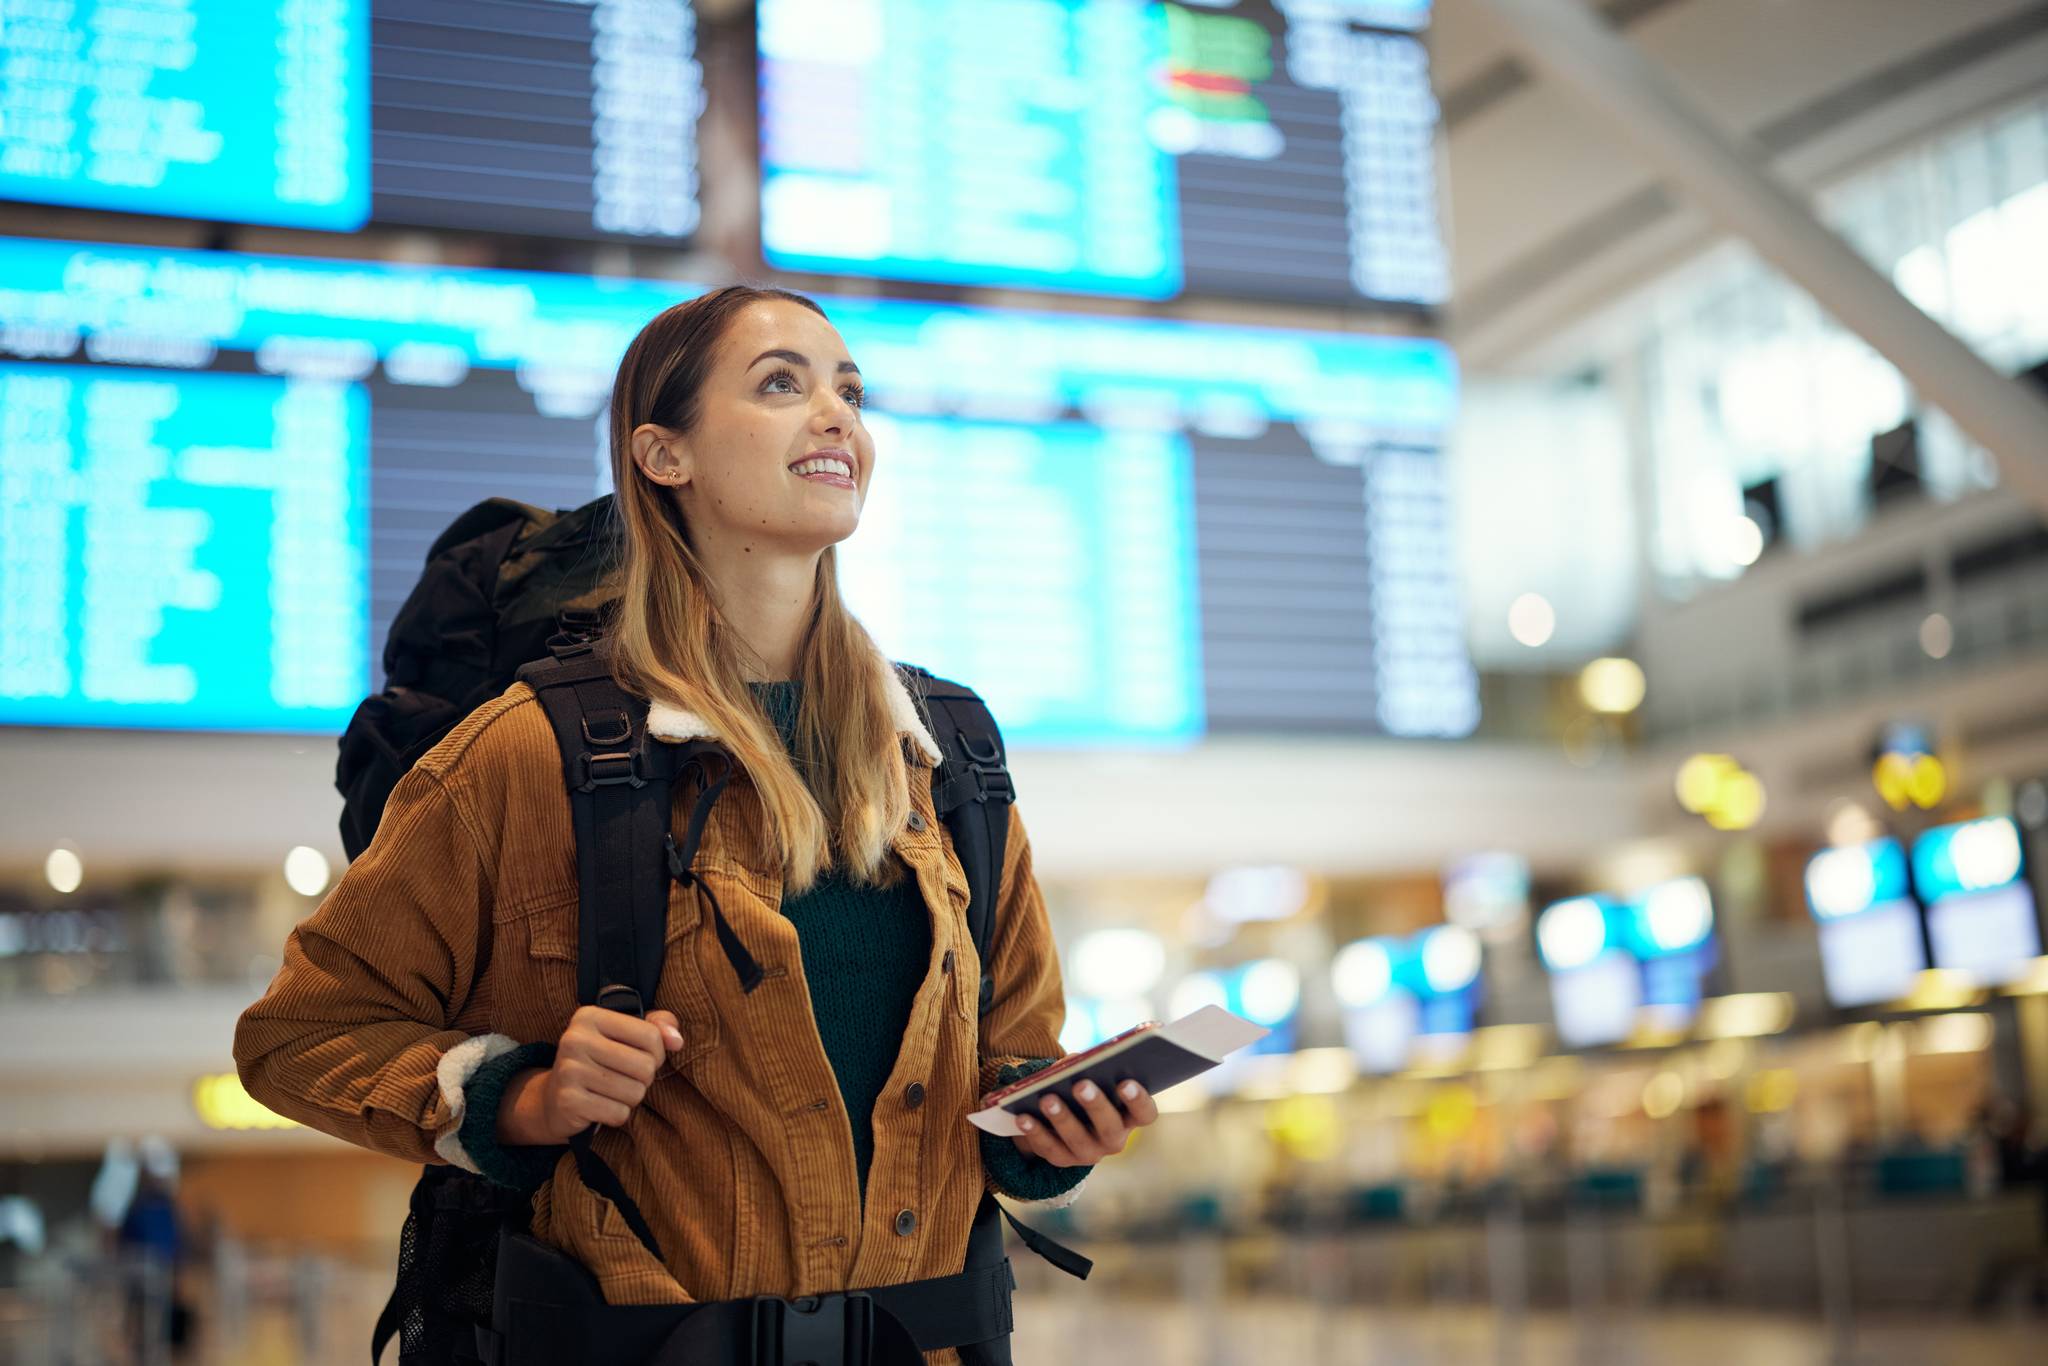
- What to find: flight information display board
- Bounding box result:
[0,0,368,229]
[0,364,368,732]
[758,0,1446,307]
[0,1,703,241]
[0,236,1469,742]
[368,0,702,240]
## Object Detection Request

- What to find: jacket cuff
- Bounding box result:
[434,1035,563,1192]
[980,1057,1093,1206]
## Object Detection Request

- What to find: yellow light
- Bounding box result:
[44,847,83,895]
[1676,754,1737,814]
[1696,992,1795,1040]
[1266,1094,1341,1162]
[1705,771,1766,830]
[1744,1068,1798,1114]
[1906,755,1947,810]
[1873,753,1914,811]
[1579,657,1647,715]
[1621,1019,1688,1050]
[1423,1086,1479,1140]
[1642,1071,1685,1119]
[1898,968,1984,1012]
[192,1074,299,1132]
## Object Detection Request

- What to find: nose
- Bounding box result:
[812,390,855,435]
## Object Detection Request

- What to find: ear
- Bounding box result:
[630,423,692,489]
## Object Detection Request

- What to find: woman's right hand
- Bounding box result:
[501,1006,684,1145]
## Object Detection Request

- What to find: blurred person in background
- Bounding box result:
[115,1165,193,1360]
[234,286,1163,1364]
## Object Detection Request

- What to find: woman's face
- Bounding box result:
[651,299,875,558]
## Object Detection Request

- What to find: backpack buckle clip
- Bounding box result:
[573,750,649,792]
[750,1290,873,1366]
[595,983,645,1017]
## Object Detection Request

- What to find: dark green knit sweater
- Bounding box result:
[459,681,1088,1207]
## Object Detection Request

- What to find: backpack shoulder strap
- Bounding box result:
[898,666,1014,1016]
[511,636,687,1268]
[515,644,679,1015]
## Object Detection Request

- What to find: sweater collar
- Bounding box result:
[644,649,945,768]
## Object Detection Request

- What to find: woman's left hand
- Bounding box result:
[991,1079,1161,1166]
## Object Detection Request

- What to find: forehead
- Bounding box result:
[717,299,853,371]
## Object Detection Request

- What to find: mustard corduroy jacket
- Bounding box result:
[234,659,1079,1363]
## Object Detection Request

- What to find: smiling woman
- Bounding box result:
[234,282,1161,1366]
[605,285,906,897]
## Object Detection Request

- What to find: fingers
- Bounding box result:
[1012,1110,1083,1166]
[570,1033,661,1085]
[1034,1091,1103,1162]
[644,1010,686,1052]
[1069,1080,1128,1153]
[580,1005,672,1059]
[1115,1079,1160,1128]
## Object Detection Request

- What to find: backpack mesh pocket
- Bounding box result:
[386,1166,529,1365]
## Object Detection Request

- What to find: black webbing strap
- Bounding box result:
[516,647,692,1270]
[483,1225,1012,1366]
[664,751,765,993]
[899,668,1013,1017]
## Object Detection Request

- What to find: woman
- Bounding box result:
[234,286,1160,1363]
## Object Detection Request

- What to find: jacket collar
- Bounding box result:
[644,649,945,768]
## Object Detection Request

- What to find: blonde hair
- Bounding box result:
[604,285,911,893]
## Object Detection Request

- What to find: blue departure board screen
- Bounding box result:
[0,236,1468,742]
[0,363,369,733]
[0,1,704,241]
[758,0,1447,308]
[0,0,369,229]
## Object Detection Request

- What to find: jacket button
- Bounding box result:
[894,1208,917,1237]
[904,1082,926,1110]
[907,811,927,832]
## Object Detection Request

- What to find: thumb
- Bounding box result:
[646,1010,684,1051]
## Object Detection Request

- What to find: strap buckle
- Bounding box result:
[957,732,1013,805]
[572,749,650,792]
[595,983,644,1017]
[752,1290,873,1366]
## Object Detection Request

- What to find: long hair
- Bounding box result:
[605,285,911,894]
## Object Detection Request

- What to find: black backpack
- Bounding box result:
[345,496,1085,1366]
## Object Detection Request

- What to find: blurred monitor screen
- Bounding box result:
[1927,885,2042,986]
[1550,949,1640,1049]
[1341,992,1419,1074]
[1817,899,1928,1007]
[0,0,369,229]
[0,2,704,242]
[757,0,1446,307]
[0,236,1471,742]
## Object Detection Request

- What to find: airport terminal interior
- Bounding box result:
[4,1,2048,1362]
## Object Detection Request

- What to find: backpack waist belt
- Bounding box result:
[477,1222,1015,1366]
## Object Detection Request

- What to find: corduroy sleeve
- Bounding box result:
[975,804,1093,1204]
[233,760,498,1165]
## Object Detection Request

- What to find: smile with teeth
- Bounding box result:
[790,455,854,482]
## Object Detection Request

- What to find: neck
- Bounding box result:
[698,544,821,683]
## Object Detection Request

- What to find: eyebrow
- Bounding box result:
[749,347,861,376]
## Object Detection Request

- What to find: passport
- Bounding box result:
[967,1005,1270,1136]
